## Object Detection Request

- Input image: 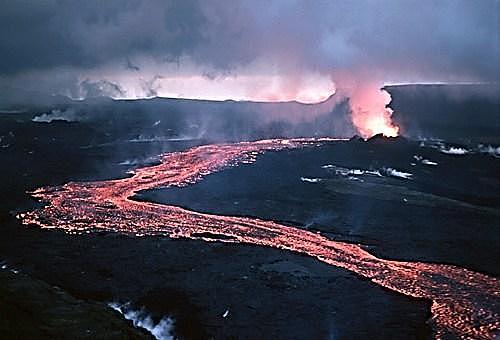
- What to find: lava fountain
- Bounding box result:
[18,138,499,339]
[349,85,399,138]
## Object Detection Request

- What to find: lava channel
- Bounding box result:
[18,138,499,339]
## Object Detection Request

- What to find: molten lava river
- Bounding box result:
[18,138,499,339]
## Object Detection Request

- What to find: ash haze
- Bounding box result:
[0,0,499,136]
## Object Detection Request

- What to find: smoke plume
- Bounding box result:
[0,0,498,136]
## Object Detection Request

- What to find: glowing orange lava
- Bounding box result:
[349,86,399,137]
[18,138,499,339]
[356,106,399,137]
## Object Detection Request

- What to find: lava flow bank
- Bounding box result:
[18,138,499,339]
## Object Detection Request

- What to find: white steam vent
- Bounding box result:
[32,109,79,123]
[108,302,175,340]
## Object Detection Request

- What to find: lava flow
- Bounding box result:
[18,138,499,339]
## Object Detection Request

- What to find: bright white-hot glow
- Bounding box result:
[348,86,399,138]
[83,61,336,104]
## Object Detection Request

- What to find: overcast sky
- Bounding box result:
[0,0,498,102]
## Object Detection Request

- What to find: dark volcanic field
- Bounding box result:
[139,136,500,276]
[0,85,499,339]
[0,114,437,339]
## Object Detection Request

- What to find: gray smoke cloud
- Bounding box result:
[0,0,498,135]
[1,1,497,80]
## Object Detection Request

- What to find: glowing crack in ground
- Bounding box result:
[18,138,499,339]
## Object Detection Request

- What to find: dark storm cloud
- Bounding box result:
[0,0,498,98]
[0,0,208,74]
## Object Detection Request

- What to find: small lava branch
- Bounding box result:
[18,138,499,339]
